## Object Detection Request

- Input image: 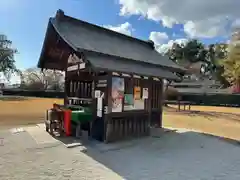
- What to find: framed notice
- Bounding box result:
[142,88,148,99]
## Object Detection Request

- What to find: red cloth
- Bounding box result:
[64,110,71,136]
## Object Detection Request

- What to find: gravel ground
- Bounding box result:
[1,125,240,180]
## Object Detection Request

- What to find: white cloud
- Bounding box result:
[149,31,168,44]
[104,22,134,36]
[118,0,240,38]
[154,38,188,54]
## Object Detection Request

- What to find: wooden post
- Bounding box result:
[64,70,68,106]
[104,73,112,143]
[159,79,164,128]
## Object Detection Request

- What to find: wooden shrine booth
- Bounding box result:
[38,10,185,143]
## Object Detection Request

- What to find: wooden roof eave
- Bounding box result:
[40,18,186,74]
[38,19,52,69]
[90,66,181,82]
[38,18,78,70]
[38,17,186,79]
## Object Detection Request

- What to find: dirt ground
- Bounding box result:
[0,97,239,141]
[163,106,240,141]
[0,97,63,128]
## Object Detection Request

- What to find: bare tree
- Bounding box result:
[21,68,64,91]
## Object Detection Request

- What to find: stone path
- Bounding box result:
[0,124,240,180]
[0,126,122,180]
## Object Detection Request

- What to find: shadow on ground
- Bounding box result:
[0,96,28,101]
[75,128,240,180]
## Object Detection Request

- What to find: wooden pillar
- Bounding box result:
[148,78,153,130]
[159,79,164,128]
[64,70,68,106]
[104,73,112,143]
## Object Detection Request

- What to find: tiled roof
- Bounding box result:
[38,10,185,80]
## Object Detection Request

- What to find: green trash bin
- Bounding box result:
[68,106,92,137]
[68,106,93,124]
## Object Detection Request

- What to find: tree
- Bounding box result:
[214,43,228,60]
[206,43,230,87]
[0,35,20,80]
[222,43,240,92]
[167,39,206,65]
[166,39,233,88]
[167,43,184,63]
[183,39,205,63]
[21,68,64,91]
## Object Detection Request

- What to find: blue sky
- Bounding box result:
[0,0,233,74]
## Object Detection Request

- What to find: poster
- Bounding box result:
[124,94,134,110]
[134,86,141,100]
[142,88,148,99]
[112,77,124,112]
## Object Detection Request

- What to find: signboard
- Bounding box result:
[67,64,79,72]
[68,53,82,64]
[96,79,107,87]
[79,63,85,69]
[67,63,86,72]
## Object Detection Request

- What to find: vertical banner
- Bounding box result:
[112,77,124,112]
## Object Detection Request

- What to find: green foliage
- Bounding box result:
[167,39,230,87]
[168,39,206,63]
[222,44,240,85]
[0,34,20,80]
[215,65,230,88]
